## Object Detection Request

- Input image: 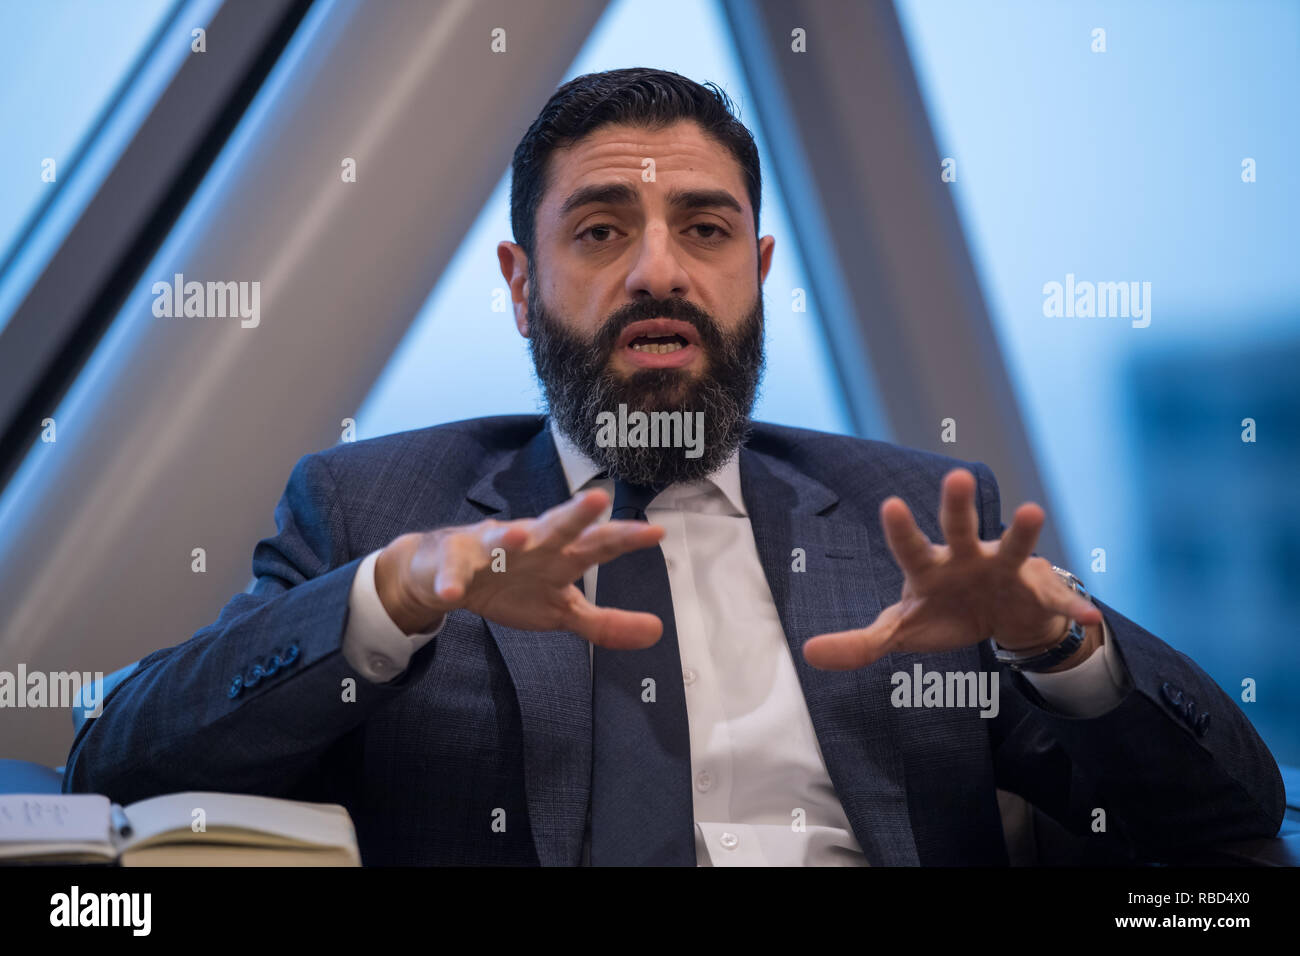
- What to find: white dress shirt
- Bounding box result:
[340,423,1131,864]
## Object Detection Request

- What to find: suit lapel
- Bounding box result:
[740,448,920,865]
[466,422,591,867]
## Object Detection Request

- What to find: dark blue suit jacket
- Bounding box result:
[63,416,1284,864]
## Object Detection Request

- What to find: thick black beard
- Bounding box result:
[527,271,765,488]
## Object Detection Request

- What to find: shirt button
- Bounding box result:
[719,832,739,850]
[695,771,713,792]
[682,667,697,685]
[369,655,393,675]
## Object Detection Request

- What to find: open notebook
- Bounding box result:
[0,792,360,866]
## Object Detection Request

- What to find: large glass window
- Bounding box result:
[0,0,191,335]
[896,0,1300,763]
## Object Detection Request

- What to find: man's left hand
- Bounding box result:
[802,468,1102,671]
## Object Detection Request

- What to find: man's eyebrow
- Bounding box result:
[557,182,743,219]
[669,187,743,215]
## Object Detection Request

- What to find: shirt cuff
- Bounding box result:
[1020,614,1130,718]
[342,549,444,684]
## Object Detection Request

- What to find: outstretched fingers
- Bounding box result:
[881,497,935,575]
[429,531,490,604]
[802,605,904,671]
[998,502,1045,567]
[938,469,982,558]
[565,589,664,650]
[1034,566,1103,626]
[528,489,611,551]
[566,520,665,567]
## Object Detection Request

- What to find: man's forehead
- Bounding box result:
[558,120,714,157]
[544,122,745,213]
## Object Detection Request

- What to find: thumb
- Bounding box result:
[565,591,664,650]
[802,604,903,670]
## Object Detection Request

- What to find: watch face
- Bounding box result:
[1051,567,1091,603]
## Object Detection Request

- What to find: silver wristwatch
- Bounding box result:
[990,566,1090,673]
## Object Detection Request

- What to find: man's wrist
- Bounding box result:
[1013,613,1073,655]
[376,534,446,635]
[1034,620,1103,673]
[992,567,1101,672]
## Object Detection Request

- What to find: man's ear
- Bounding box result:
[758,234,775,286]
[496,241,530,337]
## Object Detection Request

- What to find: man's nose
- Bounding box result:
[625,223,690,300]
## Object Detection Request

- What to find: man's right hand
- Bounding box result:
[374,489,665,649]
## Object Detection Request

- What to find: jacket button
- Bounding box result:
[1194,712,1211,737]
[245,664,265,688]
[282,643,300,666]
[228,676,243,699]
[264,654,281,677]
[1181,697,1198,722]
[1160,681,1183,707]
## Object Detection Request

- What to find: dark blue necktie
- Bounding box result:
[589,479,695,866]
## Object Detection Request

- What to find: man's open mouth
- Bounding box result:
[613,318,703,369]
[628,332,689,354]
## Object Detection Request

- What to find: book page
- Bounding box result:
[0,794,115,860]
[120,791,358,857]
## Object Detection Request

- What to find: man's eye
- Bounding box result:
[690,223,729,242]
[577,224,618,243]
[576,223,730,244]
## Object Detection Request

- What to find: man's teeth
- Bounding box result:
[630,341,685,354]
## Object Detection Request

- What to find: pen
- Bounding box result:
[110,803,133,838]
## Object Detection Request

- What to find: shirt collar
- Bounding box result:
[548,417,746,516]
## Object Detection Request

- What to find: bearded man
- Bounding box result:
[65,67,1283,867]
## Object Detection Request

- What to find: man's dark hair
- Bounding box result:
[509,67,762,264]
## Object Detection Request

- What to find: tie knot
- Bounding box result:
[609,478,661,521]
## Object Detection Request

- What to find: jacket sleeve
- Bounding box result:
[969,460,1285,857]
[62,451,438,804]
